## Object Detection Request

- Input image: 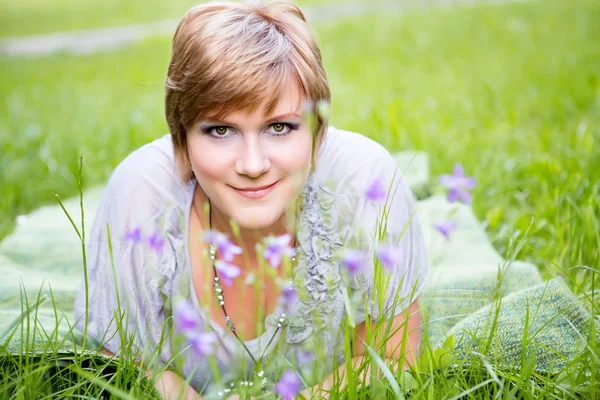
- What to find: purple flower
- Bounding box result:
[376,244,403,271]
[187,331,218,356]
[281,284,298,313]
[215,260,241,287]
[342,248,368,278]
[434,220,458,240]
[275,369,302,400]
[439,163,477,205]
[148,231,165,254]
[296,349,315,365]
[124,227,142,243]
[204,230,242,262]
[282,285,298,303]
[263,233,296,268]
[365,178,387,203]
[173,301,201,333]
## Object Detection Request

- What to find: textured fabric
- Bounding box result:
[416,195,597,373]
[67,126,428,393]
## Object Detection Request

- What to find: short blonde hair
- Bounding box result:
[165,0,331,182]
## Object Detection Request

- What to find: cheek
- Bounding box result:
[187,135,232,179]
[273,132,313,170]
[272,133,313,193]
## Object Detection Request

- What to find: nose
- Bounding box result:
[234,136,271,178]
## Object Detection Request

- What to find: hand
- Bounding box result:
[154,370,203,400]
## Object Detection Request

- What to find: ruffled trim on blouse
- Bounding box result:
[284,175,347,346]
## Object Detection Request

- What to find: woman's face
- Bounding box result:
[187,81,313,230]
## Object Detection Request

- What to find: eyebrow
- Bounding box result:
[199,112,302,128]
[264,112,302,125]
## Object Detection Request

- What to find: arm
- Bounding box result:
[74,142,198,399]
[153,370,204,400]
[101,348,203,400]
[301,131,427,399]
[300,299,422,398]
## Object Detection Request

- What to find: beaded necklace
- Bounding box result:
[206,198,298,396]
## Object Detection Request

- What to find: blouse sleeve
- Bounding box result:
[321,128,428,325]
[73,139,179,363]
[354,151,428,323]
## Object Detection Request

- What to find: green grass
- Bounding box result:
[2,0,598,281]
[1,0,599,398]
[0,0,362,38]
[323,0,600,285]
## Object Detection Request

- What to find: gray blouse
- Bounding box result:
[74,126,428,395]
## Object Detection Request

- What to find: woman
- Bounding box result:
[74,1,428,398]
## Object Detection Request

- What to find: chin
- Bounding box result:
[233,213,280,230]
[226,203,282,230]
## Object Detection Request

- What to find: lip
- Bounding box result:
[231,180,280,199]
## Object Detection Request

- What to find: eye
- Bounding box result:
[272,123,286,133]
[201,125,235,139]
[213,126,231,137]
[265,123,294,136]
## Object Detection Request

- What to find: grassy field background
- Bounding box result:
[0,0,368,38]
[2,0,598,281]
[0,0,599,397]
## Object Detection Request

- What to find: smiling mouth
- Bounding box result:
[230,180,280,199]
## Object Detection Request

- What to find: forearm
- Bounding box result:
[301,301,422,399]
[101,348,202,400]
[154,370,203,400]
[299,355,403,399]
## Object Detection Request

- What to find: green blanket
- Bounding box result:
[0,152,595,391]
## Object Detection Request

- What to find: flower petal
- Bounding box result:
[439,174,458,189]
[148,231,165,254]
[275,370,302,400]
[434,220,457,240]
[268,253,282,269]
[342,248,368,277]
[447,188,460,203]
[124,227,142,243]
[365,178,387,203]
[458,190,472,205]
[463,176,477,190]
[453,163,465,177]
[173,301,201,333]
[376,244,402,270]
[262,233,295,268]
[187,331,217,356]
[215,261,241,287]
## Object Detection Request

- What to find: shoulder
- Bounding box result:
[312,126,419,239]
[108,134,175,189]
[315,126,400,194]
[103,134,190,207]
[91,134,192,244]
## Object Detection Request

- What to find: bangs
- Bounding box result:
[199,60,303,123]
